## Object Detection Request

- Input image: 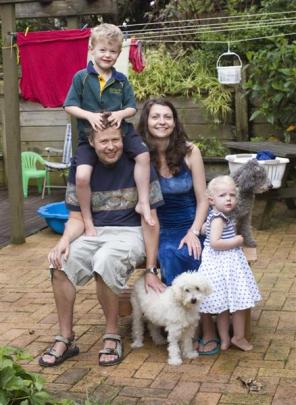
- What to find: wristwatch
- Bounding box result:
[145,266,159,275]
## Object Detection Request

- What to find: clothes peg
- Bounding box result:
[122,21,128,41]
[25,27,30,37]
[10,33,14,56]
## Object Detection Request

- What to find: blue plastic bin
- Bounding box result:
[37,201,69,234]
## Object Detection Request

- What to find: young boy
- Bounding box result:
[64,24,154,235]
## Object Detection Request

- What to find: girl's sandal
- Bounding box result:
[198,338,221,355]
[98,333,123,367]
[39,335,79,367]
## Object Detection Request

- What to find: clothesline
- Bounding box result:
[8,13,296,46]
[139,31,296,44]
[119,9,296,28]
[134,20,296,40]
[126,17,296,37]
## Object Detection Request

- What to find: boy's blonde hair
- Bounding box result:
[207,175,236,197]
[90,23,123,50]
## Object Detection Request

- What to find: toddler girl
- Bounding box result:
[199,175,261,351]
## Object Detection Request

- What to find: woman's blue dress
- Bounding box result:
[157,162,204,286]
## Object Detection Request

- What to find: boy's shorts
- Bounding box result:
[53,226,145,295]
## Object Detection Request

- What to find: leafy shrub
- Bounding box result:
[0,346,99,405]
[0,346,56,405]
[141,0,296,138]
[193,136,229,157]
[145,0,295,56]
[130,47,232,123]
[245,38,296,135]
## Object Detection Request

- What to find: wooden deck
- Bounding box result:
[0,187,65,247]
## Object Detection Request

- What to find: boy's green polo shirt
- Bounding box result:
[64,61,136,143]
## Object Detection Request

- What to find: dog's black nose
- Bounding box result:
[191,298,197,304]
[269,184,273,190]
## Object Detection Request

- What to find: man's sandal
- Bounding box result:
[98,333,123,367]
[39,335,79,367]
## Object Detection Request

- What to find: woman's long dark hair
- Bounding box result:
[137,98,192,175]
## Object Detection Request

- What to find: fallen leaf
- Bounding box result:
[237,376,264,393]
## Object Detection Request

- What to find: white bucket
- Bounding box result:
[216,51,242,85]
[217,65,242,84]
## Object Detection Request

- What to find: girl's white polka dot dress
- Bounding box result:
[199,211,261,314]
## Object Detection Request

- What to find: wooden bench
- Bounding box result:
[119,247,257,339]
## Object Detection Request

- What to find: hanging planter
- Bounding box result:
[216,44,242,85]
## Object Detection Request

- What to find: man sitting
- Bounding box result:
[39,121,165,367]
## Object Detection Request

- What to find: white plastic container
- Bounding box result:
[225,153,290,189]
[216,51,242,85]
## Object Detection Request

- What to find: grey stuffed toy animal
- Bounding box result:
[232,159,272,247]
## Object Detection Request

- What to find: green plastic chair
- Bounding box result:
[21,151,47,198]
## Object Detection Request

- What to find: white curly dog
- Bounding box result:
[130,271,212,365]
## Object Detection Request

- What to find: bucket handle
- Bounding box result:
[216,50,242,68]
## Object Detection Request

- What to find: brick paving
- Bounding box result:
[0,203,296,404]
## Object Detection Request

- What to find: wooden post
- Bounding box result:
[235,69,249,141]
[1,3,25,244]
[66,16,79,154]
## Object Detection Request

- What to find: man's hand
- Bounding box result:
[48,237,70,270]
[47,213,84,269]
[144,273,166,294]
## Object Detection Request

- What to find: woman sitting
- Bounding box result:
[137,98,208,285]
[137,98,219,355]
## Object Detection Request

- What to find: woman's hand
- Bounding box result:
[178,230,202,260]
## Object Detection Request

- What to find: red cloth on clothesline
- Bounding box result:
[129,39,145,73]
[17,29,91,107]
